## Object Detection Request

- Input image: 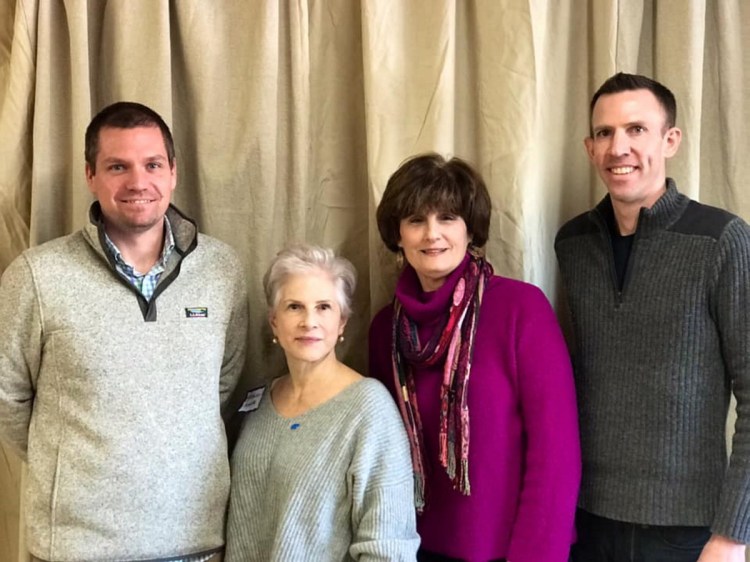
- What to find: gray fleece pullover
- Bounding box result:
[555,180,750,542]
[0,204,249,561]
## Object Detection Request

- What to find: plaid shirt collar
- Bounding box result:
[103,216,176,300]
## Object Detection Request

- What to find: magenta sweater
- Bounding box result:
[368,255,580,562]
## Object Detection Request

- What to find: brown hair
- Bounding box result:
[376,153,491,253]
[590,73,677,135]
[85,101,175,173]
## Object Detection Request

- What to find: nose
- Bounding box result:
[424,215,440,241]
[300,310,317,329]
[126,167,148,190]
[608,129,630,157]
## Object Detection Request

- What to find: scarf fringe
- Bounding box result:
[414,473,426,511]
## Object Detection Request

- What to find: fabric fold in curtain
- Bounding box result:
[1,1,749,561]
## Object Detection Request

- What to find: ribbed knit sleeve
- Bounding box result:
[0,253,41,460]
[348,382,420,560]
[556,185,750,543]
[710,218,750,542]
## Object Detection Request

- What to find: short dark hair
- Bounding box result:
[590,72,677,133]
[85,101,175,173]
[376,153,491,252]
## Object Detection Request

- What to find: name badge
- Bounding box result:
[239,387,265,412]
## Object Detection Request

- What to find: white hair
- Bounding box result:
[263,244,357,318]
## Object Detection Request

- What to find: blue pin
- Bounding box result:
[290,423,301,430]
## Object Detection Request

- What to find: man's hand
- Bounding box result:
[697,534,746,562]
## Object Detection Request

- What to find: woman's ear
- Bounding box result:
[268,310,277,333]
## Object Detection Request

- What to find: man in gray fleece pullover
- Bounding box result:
[0,102,248,562]
[556,73,750,561]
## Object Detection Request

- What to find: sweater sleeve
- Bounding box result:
[219,256,249,412]
[348,382,420,560]
[710,218,750,542]
[0,255,43,461]
[506,285,581,562]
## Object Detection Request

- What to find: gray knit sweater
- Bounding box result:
[0,204,249,561]
[225,378,420,561]
[555,180,750,542]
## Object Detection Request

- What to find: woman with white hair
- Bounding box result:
[225,244,419,561]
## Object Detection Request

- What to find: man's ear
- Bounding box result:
[85,163,96,193]
[169,158,177,193]
[584,136,595,163]
[663,127,682,159]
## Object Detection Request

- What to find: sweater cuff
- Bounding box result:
[712,480,750,543]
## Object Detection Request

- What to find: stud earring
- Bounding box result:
[272,337,278,344]
[338,335,345,343]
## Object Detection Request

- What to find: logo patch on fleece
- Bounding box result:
[185,307,208,318]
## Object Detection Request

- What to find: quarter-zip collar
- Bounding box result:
[589,179,689,303]
[591,178,690,239]
[83,202,199,321]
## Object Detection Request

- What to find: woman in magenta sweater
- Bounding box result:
[369,153,581,562]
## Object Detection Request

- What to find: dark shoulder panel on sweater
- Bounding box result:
[555,211,598,245]
[668,201,737,240]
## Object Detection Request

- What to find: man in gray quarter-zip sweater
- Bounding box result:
[556,73,750,562]
[0,102,248,562]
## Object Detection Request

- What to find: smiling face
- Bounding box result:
[398,210,471,292]
[86,125,176,243]
[270,270,347,367]
[585,89,681,211]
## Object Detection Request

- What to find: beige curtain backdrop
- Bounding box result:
[1,1,748,560]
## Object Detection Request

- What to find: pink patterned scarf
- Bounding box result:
[391,254,492,510]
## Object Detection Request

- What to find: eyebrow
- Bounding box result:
[281,299,334,305]
[593,120,648,132]
[100,154,168,164]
